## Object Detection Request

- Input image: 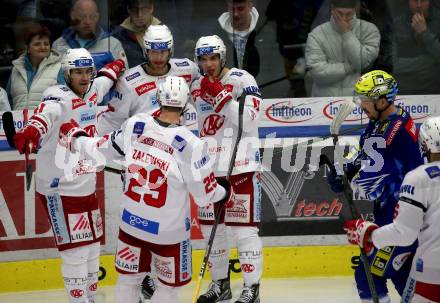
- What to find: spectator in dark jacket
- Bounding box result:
[112,0,161,67]
[217,0,261,77]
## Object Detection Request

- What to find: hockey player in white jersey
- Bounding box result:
[344,116,440,303]
[60,76,233,303]
[12,48,125,303]
[97,24,199,135]
[191,35,262,303]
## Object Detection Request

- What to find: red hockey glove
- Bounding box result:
[97,59,126,83]
[215,177,235,208]
[200,76,232,113]
[59,119,89,151]
[13,116,48,154]
[343,219,378,255]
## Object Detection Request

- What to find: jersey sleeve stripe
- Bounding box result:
[111,131,125,156]
[400,196,427,212]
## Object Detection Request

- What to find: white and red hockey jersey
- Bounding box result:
[97,58,199,135]
[190,68,261,177]
[31,77,113,196]
[75,114,226,244]
[372,162,440,284]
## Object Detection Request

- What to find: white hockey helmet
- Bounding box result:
[144,24,174,56]
[61,48,96,83]
[157,76,189,108]
[419,116,440,154]
[194,35,226,67]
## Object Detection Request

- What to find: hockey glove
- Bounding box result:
[343,219,378,255]
[59,119,89,151]
[326,167,345,193]
[13,115,48,154]
[216,177,235,208]
[97,59,126,83]
[200,76,232,113]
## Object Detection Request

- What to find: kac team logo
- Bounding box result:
[265,100,313,124]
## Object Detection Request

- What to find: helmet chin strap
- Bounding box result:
[373,97,391,121]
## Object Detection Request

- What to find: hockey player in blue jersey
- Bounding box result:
[327,70,424,302]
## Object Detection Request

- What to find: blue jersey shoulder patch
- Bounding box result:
[133,121,145,135]
[425,166,440,179]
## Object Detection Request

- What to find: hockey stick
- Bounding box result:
[2,111,33,191]
[191,92,246,303]
[320,100,379,303]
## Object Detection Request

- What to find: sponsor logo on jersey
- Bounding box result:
[392,252,411,271]
[194,155,210,169]
[175,61,190,67]
[180,239,191,281]
[323,99,366,123]
[150,95,159,107]
[42,96,61,102]
[50,177,60,188]
[115,241,141,273]
[153,255,175,284]
[125,71,141,82]
[425,166,440,179]
[266,101,314,124]
[241,263,255,273]
[68,212,93,243]
[60,86,70,92]
[191,89,201,99]
[199,102,212,112]
[416,258,424,272]
[88,93,97,105]
[91,209,103,238]
[135,81,156,96]
[386,120,403,145]
[132,149,170,171]
[198,205,214,220]
[200,114,225,137]
[400,184,415,195]
[113,90,123,100]
[46,194,70,245]
[79,109,96,125]
[224,84,233,92]
[72,98,87,110]
[171,135,187,152]
[137,136,174,154]
[180,74,192,83]
[133,121,145,134]
[70,289,84,298]
[231,71,244,77]
[122,209,160,235]
[243,85,260,95]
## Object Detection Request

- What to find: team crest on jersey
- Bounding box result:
[88,93,97,105]
[125,71,141,82]
[153,254,176,284]
[171,135,187,152]
[133,122,145,135]
[225,194,251,223]
[200,114,225,137]
[115,240,141,273]
[68,212,93,243]
[135,81,156,96]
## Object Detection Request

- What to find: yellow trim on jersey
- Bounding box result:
[0,245,358,293]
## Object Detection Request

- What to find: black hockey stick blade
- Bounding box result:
[2,111,16,148]
[25,142,33,191]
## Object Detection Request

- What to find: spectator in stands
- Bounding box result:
[52,0,128,70]
[305,0,380,97]
[377,0,440,95]
[7,23,63,110]
[217,0,261,77]
[266,0,324,97]
[112,0,161,67]
[0,87,11,111]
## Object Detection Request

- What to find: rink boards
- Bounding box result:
[0,245,359,292]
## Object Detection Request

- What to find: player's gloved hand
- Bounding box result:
[326,168,345,193]
[216,177,235,208]
[59,119,89,151]
[97,59,126,83]
[200,76,232,113]
[343,219,378,255]
[13,116,47,154]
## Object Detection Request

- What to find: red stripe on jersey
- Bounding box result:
[405,118,417,142]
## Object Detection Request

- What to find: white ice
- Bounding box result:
[0,277,402,303]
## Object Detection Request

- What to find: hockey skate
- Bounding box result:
[139,274,156,302]
[234,284,260,303]
[197,277,232,303]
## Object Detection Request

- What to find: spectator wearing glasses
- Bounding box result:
[112,0,161,67]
